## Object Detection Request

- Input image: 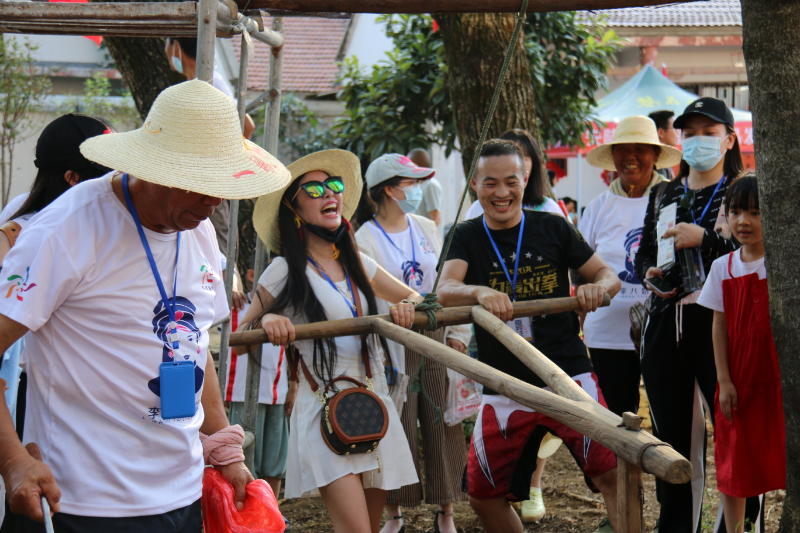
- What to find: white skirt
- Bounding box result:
[284,362,418,498]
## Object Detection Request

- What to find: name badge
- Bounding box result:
[507,316,534,342]
[160,361,196,419]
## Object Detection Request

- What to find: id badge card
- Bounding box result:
[507,316,534,342]
[160,361,196,419]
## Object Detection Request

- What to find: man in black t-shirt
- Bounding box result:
[439,140,622,533]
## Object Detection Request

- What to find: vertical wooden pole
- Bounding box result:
[616,458,644,533]
[195,0,217,81]
[241,17,284,473]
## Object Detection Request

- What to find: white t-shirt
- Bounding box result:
[224,303,288,404]
[464,197,564,220]
[0,175,229,517]
[0,193,29,224]
[365,217,438,295]
[415,177,443,217]
[579,191,650,350]
[212,70,235,100]
[698,249,766,313]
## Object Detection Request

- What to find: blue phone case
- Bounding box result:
[160,361,196,419]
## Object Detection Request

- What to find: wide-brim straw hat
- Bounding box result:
[586,115,683,172]
[80,79,291,200]
[253,149,362,254]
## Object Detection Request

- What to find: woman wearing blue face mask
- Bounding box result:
[355,154,471,533]
[634,98,762,533]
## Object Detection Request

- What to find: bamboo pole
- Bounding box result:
[229,295,608,346]
[234,0,701,13]
[0,1,197,20]
[371,319,692,484]
[195,0,218,82]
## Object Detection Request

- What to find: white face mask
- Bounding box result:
[169,43,184,74]
[681,135,727,172]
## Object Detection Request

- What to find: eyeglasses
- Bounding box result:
[292,177,345,200]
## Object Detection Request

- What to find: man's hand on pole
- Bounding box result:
[1,442,60,522]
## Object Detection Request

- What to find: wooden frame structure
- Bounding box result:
[0,2,700,530]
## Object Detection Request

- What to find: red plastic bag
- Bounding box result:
[202,468,285,533]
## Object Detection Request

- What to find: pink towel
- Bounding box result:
[200,425,246,466]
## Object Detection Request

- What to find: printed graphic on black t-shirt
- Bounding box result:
[447,211,595,391]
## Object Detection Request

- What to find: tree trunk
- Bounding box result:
[435,13,540,177]
[740,1,800,531]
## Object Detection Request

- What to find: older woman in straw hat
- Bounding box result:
[0,79,291,530]
[234,149,420,533]
[581,115,681,421]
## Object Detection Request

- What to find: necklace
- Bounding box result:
[309,254,355,308]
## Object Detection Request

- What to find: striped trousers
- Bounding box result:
[387,328,469,507]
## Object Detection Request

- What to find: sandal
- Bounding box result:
[433,510,454,533]
[383,515,405,533]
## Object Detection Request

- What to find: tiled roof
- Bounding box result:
[580,0,742,27]
[233,16,349,94]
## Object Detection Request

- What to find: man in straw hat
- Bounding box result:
[0,79,290,531]
[438,139,622,533]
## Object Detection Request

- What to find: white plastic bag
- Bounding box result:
[443,367,482,426]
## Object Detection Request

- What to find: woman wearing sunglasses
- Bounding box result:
[634,98,758,533]
[235,150,421,533]
[354,154,471,533]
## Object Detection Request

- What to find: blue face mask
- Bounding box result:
[395,185,423,213]
[682,135,726,172]
[171,55,183,74]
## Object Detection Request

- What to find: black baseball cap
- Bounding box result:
[673,97,735,130]
[34,114,113,174]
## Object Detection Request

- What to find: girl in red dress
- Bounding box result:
[697,173,785,533]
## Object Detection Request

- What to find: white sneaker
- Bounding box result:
[521,488,546,523]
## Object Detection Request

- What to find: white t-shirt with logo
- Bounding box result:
[224,303,288,404]
[366,217,438,295]
[0,174,229,517]
[698,249,766,313]
[579,191,650,350]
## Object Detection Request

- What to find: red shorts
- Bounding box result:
[467,372,616,501]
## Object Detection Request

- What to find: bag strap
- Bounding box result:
[0,221,22,249]
[293,272,372,392]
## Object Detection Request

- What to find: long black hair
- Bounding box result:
[254,173,391,385]
[11,165,110,220]
[676,125,744,182]
[500,129,546,207]
[353,175,405,228]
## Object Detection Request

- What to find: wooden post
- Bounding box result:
[229,295,609,346]
[195,0,218,82]
[371,319,692,484]
[617,459,644,533]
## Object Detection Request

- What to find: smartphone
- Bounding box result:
[644,276,675,298]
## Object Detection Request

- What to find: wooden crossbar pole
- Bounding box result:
[371,319,692,484]
[229,295,608,346]
[235,0,702,13]
[0,1,198,21]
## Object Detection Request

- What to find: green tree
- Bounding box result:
[58,73,141,131]
[335,12,620,164]
[0,37,52,206]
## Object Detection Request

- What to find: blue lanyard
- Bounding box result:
[307,256,357,318]
[688,175,725,226]
[371,216,420,288]
[483,213,525,302]
[122,174,182,350]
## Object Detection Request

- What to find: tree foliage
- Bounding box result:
[57,73,141,132]
[335,13,621,162]
[0,37,52,206]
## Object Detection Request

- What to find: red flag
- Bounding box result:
[662,63,668,77]
[432,19,439,33]
[48,0,102,46]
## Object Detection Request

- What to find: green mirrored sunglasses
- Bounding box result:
[292,176,345,200]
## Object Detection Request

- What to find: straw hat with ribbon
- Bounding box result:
[253,149,362,254]
[80,79,291,200]
[586,115,683,172]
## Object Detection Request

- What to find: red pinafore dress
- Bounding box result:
[714,251,786,497]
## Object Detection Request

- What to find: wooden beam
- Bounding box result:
[471,306,593,403]
[372,319,692,484]
[617,459,645,533]
[234,0,702,14]
[229,295,609,346]
[0,2,197,21]
[0,24,198,37]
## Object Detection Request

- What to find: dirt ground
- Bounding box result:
[276,387,785,532]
